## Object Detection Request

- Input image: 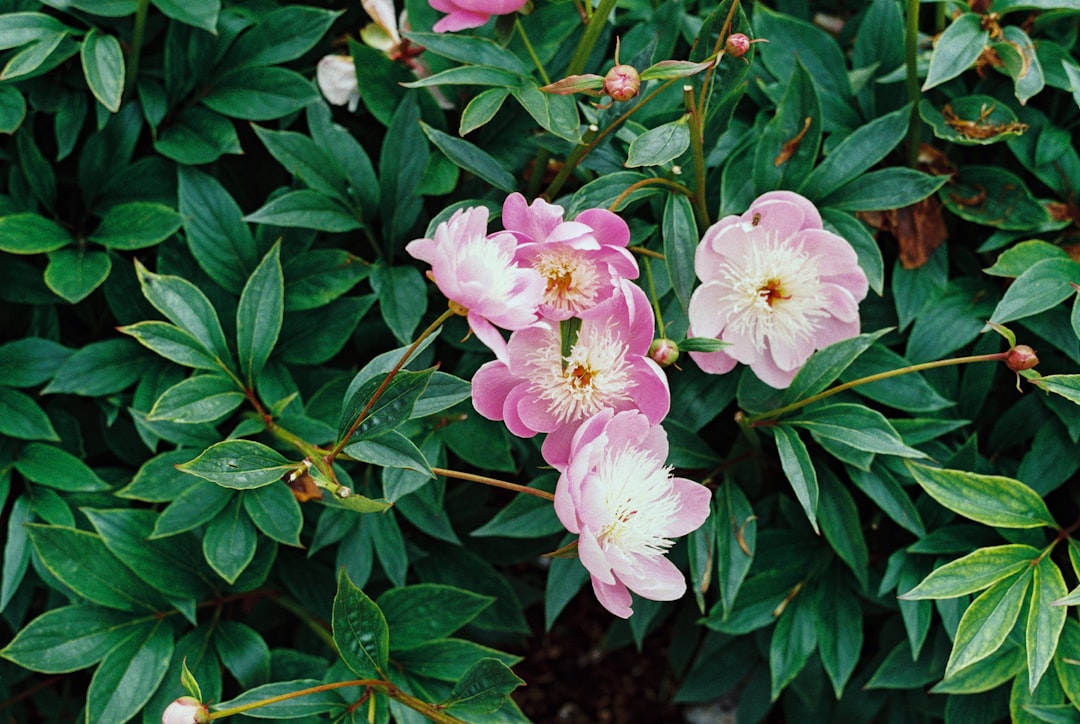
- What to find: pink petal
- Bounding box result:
[591,575,633,618]
[748,190,823,233]
[664,477,713,536]
[470,360,518,420]
[578,528,616,585]
[467,313,510,364]
[575,208,630,249]
[553,475,580,534]
[615,553,687,601]
[687,346,738,376]
[626,358,670,424]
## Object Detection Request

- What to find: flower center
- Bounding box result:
[526,322,634,425]
[716,230,828,348]
[594,446,680,558]
[533,248,602,316]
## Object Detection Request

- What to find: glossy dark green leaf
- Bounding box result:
[0,212,71,254]
[715,481,755,620]
[279,294,377,365]
[212,679,344,719]
[85,619,172,724]
[792,403,928,459]
[420,121,516,193]
[0,605,136,673]
[242,483,303,547]
[43,247,111,303]
[244,190,362,232]
[282,249,371,312]
[150,481,234,538]
[154,107,242,165]
[566,171,659,216]
[940,165,1052,231]
[236,242,283,383]
[0,85,26,133]
[839,344,953,413]
[821,167,949,212]
[769,588,817,699]
[411,372,471,419]
[931,643,1025,693]
[177,166,258,294]
[782,328,892,405]
[118,321,221,371]
[1028,555,1068,692]
[460,87,510,135]
[662,193,698,312]
[147,374,245,423]
[804,103,911,199]
[214,620,271,690]
[80,29,123,113]
[817,468,869,589]
[203,67,319,121]
[378,96,427,247]
[26,524,169,612]
[152,0,219,31]
[816,566,863,698]
[906,462,1058,529]
[88,201,182,250]
[224,6,339,68]
[923,13,988,90]
[442,657,524,714]
[14,442,109,491]
[43,338,147,396]
[773,425,819,531]
[379,584,494,651]
[989,257,1080,325]
[626,117,691,168]
[847,465,925,536]
[946,568,1032,678]
[134,260,233,367]
[901,544,1038,600]
[0,388,58,441]
[338,368,435,444]
[333,568,389,678]
[471,477,562,539]
[203,496,257,584]
[178,440,296,490]
[1,494,32,610]
[1031,375,1080,406]
[394,638,519,682]
[753,60,821,193]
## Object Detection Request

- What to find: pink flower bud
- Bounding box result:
[603,64,640,102]
[162,697,209,724]
[1006,345,1038,371]
[725,33,751,57]
[648,338,680,367]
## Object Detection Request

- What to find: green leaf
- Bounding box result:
[282,249,371,312]
[1,32,69,81]
[371,264,428,346]
[420,121,517,193]
[773,425,819,532]
[820,167,949,212]
[224,6,339,68]
[237,242,283,383]
[715,481,755,620]
[177,166,258,294]
[88,201,182,250]
[333,568,389,678]
[214,620,270,690]
[118,321,221,371]
[442,658,524,714]
[134,260,234,368]
[924,12,988,91]
[662,192,698,312]
[243,190,362,232]
[0,85,27,133]
[0,12,67,50]
[1055,619,1080,708]
[626,117,691,168]
[378,96,427,247]
[470,478,562,539]
[1028,555,1068,692]
[251,125,348,201]
[43,247,111,303]
[14,442,109,492]
[1030,375,1080,406]
[152,0,219,32]
[202,66,320,121]
[510,79,581,144]
[906,462,1059,529]
[345,430,433,480]
[995,25,1044,105]
[1,495,32,610]
[769,588,818,699]
[940,166,1053,231]
[839,344,954,414]
[178,440,296,490]
[816,566,863,698]
[920,95,1029,146]
[147,374,245,424]
[931,643,1025,693]
[0,387,60,441]
[212,679,344,719]
[460,87,510,135]
[85,620,173,724]
[154,107,242,165]
[946,567,1033,678]
[378,584,495,650]
[792,403,928,459]
[412,372,472,419]
[753,60,821,193]
[803,103,911,199]
[338,368,435,444]
[985,240,1070,277]
[900,544,1039,600]
[817,468,869,590]
[0,605,136,673]
[403,31,527,73]
[80,29,124,113]
[848,465,925,536]
[782,328,893,405]
[0,212,71,254]
[989,257,1080,325]
[150,481,234,539]
[203,496,257,584]
[567,171,659,216]
[26,524,169,612]
[42,338,147,396]
[243,484,303,547]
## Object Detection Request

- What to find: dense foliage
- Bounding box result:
[1,0,1079,722]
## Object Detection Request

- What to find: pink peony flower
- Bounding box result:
[406,206,545,363]
[471,278,669,466]
[502,193,638,321]
[429,0,528,32]
[553,409,712,618]
[162,697,209,724]
[687,190,869,389]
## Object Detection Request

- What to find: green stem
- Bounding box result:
[526,148,551,199]
[432,466,556,501]
[515,18,550,85]
[566,0,618,76]
[696,0,740,123]
[905,0,922,167]
[328,308,456,462]
[607,176,694,212]
[641,257,666,337]
[126,0,151,96]
[683,86,710,228]
[744,352,1009,425]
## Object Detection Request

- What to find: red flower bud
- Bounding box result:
[603,64,640,102]
[725,33,751,57]
[648,338,680,367]
[1005,345,1038,371]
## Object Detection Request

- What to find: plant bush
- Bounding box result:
[1,0,1079,722]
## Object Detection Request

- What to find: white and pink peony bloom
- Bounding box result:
[162,697,209,724]
[429,0,528,32]
[471,279,669,466]
[687,190,869,389]
[406,206,545,363]
[553,409,712,618]
[502,193,638,321]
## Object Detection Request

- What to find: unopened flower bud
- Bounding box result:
[162,697,209,724]
[725,33,751,57]
[648,338,680,367]
[603,64,640,102]
[1006,345,1038,371]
